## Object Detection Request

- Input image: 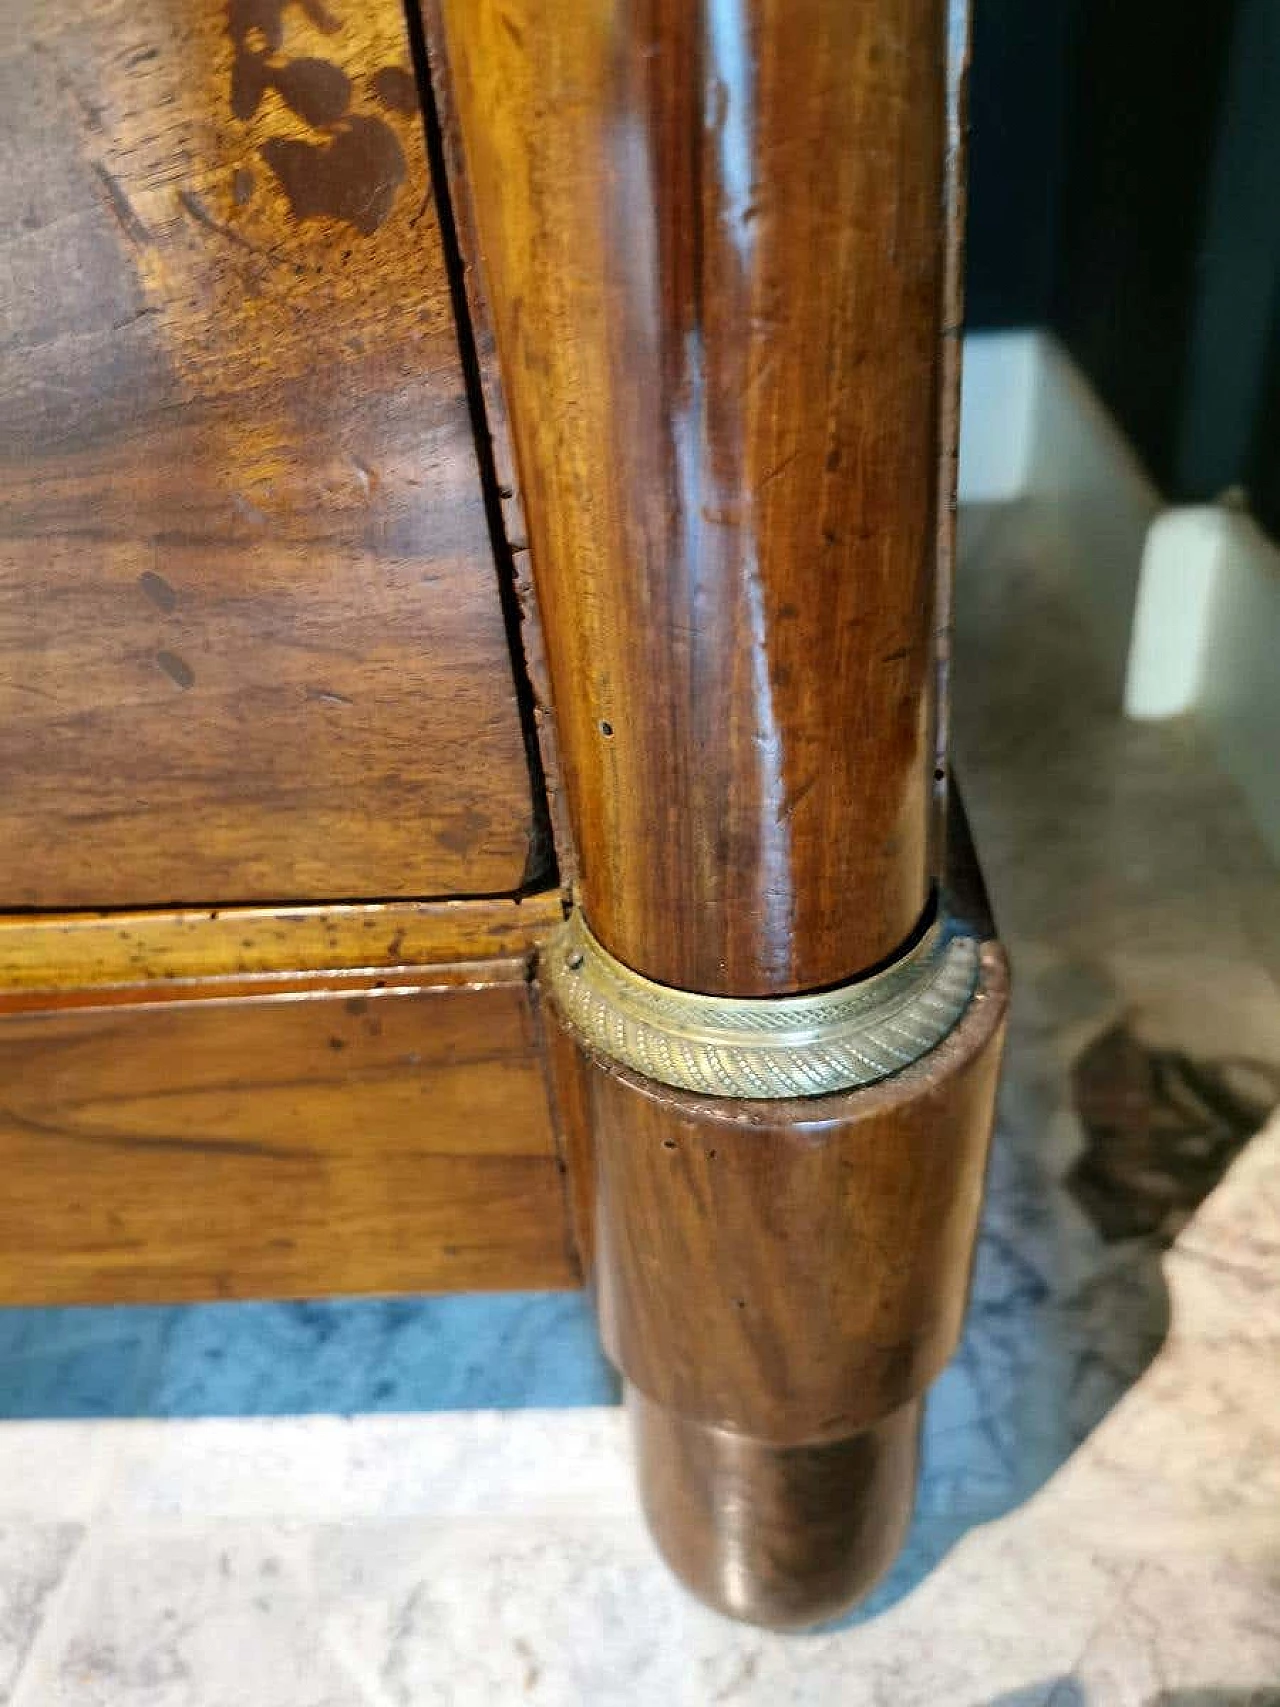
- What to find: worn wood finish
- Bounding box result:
[632,1388,921,1631]
[0,976,576,1303]
[0,0,541,908]
[0,891,562,995]
[557,943,1007,1443]
[416,9,579,885]
[432,0,948,995]
[546,939,1007,1623]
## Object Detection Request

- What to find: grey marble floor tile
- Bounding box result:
[0,1294,615,1425]
[0,1525,82,1704]
[104,1410,635,1523]
[12,1527,365,1707]
[145,1293,617,1418]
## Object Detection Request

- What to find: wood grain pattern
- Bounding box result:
[0,0,539,907]
[632,1387,920,1631]
[432,0,948,994]
[414,5,579,886]
[0,977,576,1303]
[547,935,1006,1625]
[0,891,562,995]
[559,943,1008,1444]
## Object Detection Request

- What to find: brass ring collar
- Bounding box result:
[544,910,981,1100]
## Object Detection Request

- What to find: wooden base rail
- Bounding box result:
[0,896,577,1303]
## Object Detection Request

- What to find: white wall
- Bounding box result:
[959,331,1279,864]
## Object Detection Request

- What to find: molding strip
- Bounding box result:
[544,911,980,1100]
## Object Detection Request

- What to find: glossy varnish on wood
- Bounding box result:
[0,0,539,908]
[567,944,1008,1444]
[547,928,1007,1625]
[0,891,563,995]
[432,0,948,994]
[0,976,577,1303]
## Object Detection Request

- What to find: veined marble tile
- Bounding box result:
[105,1411,635,1524]
[319,1519,700,1707]
[1070,1552,1280,1706]
[145,1294,616,1420]
[0,1310,174,1423]
[315,1516,1127,1707]
[10,1527,364,1707]
[0,1294,615,1427]
[0,1524,82,1704]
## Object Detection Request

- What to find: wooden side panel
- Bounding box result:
[0,979,577,1303]
[0,0,539,907]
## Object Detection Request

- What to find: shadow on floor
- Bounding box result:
[0,1291,618,1418]
[836,1018,1277,1630]
[988,1688,1280,1706]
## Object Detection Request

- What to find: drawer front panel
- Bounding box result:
[0,0,539,906]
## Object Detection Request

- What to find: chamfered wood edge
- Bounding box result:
[415,0,579,890]
[931,1,976,882]
[0,890,564,998]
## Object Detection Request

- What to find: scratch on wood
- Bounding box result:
[92,162,149,248]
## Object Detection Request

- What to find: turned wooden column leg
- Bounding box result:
[429,0,1004,1626]
[542,925,1007,1627]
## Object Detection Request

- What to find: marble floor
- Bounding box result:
[1,501,1278,1705]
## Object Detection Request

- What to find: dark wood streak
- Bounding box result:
[432,0,948,994]
[0,978,576,1303]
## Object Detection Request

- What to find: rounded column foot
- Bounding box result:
[630,1384,921,1630]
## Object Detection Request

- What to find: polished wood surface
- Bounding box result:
[0,975,576,1303]
[632,1388,920,1631]
[547,937,1006,1624]
[0,892,562,996]
[0,0,1003,1634]
[432,0,948,994]
[0,0,540,908]
[561,942,1007,1444]
[418,11,579,883]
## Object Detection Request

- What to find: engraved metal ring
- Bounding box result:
[543,910,981,1099]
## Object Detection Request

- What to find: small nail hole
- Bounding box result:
[599,720,614,737]
[565,950,584,971]
[934,766,946,782]
[662,1139,677,1151]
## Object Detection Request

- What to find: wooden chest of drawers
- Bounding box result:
[0,0,1007,1628]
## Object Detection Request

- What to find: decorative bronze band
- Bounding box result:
[543,911,981,1100]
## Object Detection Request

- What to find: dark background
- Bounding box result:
[966,0,1280,537]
